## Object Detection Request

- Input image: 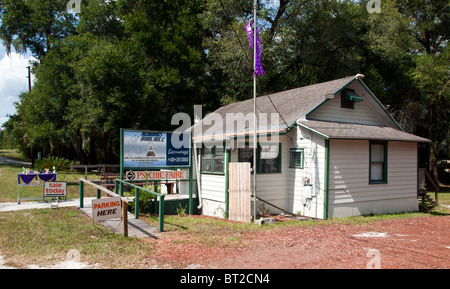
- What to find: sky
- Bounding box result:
[0,44,36,128]
[0,0,277,129]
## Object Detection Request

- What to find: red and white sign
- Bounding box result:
[92,197,122,222]
[44,182,67,197]
[125,170,187,181]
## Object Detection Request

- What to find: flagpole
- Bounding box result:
[253,0,257,223]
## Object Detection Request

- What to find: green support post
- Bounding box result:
[224,148,230,219]
[120,128,124,200]
[114,179,118,196]
[79,181,84,208]
[96,188,101,199]
[159,195,165,232]
[188,168,193,215]
[188,137,193,215]
[135,188,140,219]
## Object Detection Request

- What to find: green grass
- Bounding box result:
[0,207,152,268]
[1,149,449,268]
[0,149,30,162]
[0,200,448,268]
[0,164,102,202]
[0,149,105,202]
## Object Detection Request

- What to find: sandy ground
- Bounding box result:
[1,212,448,269]
[0,249,97,269]
[146,215,450,269]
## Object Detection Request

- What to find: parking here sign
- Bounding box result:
[43,182,67,197]
[92,197,122,222]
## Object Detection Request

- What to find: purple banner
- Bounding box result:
[245,19,265,77]
[18,173,57,184]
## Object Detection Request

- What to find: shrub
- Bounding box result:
[128,184,157,214]
[35,156,72,172]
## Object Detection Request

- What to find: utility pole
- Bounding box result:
[26,65,34,167]
[252,0,257,223]
[26,66,32,92]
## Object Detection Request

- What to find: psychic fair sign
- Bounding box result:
[122,130,190,168]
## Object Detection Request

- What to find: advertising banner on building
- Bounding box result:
[122,130,190,168]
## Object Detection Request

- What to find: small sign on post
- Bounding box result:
[125,170,187,181]
[92,197,122,222]
[44,182,67,197]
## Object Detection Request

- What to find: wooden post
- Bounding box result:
[122,201,128,237]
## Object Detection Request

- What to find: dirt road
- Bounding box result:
[148,215,450,269]
[0,156,31,166]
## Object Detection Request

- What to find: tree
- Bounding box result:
[401,0,449,184]
[8,0,214,164]
[0,114,22,149]
[365,0,449,184]
[410,48,449,185]
[3,0,448,173]
[0,0,77,59]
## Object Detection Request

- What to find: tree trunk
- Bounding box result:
[428,102,441,186]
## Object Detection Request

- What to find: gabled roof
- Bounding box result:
[191,75,430,143]
[297,120,430,143]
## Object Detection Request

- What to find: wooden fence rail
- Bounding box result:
[79,178,133,237]
[80,177,166,235]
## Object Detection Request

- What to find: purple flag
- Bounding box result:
[245,19,265,77]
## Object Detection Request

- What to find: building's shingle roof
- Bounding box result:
[191,75,430,143]
[298,120,430,143]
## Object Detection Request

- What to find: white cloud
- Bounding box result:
[0,51,36,127]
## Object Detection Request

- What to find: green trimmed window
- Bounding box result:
[201,146,224,174]
[289,148,304,168]
[238,143,281,173]
[341,89,363,109]
[369,142,387,183]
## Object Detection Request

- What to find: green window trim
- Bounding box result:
[201,146,225,175]
[341,89,363,109]
[238,143,282,174]
[289,148,304,168]
[369,141,388,184]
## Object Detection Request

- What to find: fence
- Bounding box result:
[79,178,131,236]
[71,164,120,179]
[79,178,165,233]
[115,178,165,232]
[228,162,252,223]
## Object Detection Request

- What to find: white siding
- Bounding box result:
[307,82,396,128]
[289,126,326,219]
[200,174,226,218]
[201,174,226,203]
[200,135,292,218]
[231,135,292,214]
[328,140,418,217]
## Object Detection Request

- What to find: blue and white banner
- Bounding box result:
[122,130,190,168]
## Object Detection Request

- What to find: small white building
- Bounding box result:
[190,75,430,220]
